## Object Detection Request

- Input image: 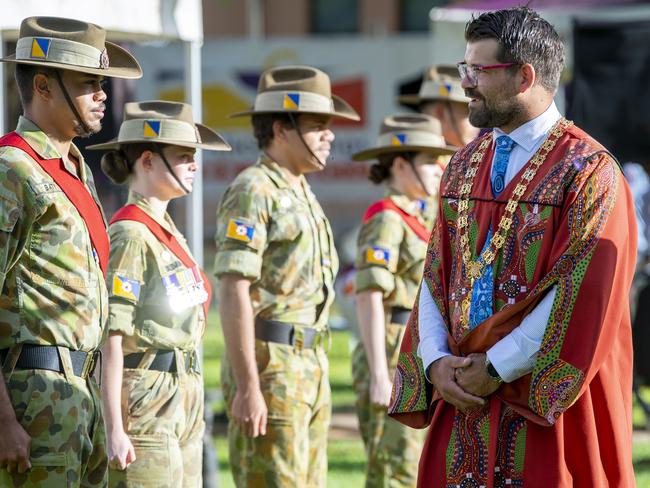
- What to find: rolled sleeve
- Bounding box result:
[213,248,263,279]
[107,301,137,336]
[106,235,146,335]
[0,196,22,290]
[355,266,395,294]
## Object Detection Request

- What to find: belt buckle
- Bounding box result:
[186,351,197,372]
[81,351,97,379]
[292,327,304,351]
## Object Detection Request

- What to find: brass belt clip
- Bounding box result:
[81,350,97,379]
[186,350,197,372]
[293,326,305,352]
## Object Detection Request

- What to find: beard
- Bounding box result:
[74,119,102,138]
[466,87,525,129]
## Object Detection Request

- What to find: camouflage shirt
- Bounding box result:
[0,116,108,351]
[214,155,338,331]
[355,189,435,310]
[107,191,206,354]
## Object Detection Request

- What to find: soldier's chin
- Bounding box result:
[315,151,330,166]
[75,121,102,138]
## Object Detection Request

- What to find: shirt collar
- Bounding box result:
[492,101,562,153]
[127,190,177,235]
[386,187,425,217]
[259,153,309,195]
[16,115,88,182]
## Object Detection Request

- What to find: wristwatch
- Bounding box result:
[485,356,503,383]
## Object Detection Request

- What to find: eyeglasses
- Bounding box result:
[456,62,519,85]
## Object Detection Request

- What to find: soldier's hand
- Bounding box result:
[369,373,393,407]
[232,387,268,438]
[427,355,485,412]
[107,430,136,470]
[0,418,31,473]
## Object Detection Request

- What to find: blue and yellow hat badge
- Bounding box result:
[30,38,51,59]
[283,93,300,110]
[438,83,452,97]
[391,133,407,146]
[143,120,161,138]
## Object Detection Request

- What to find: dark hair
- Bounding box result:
[100,142,158,184]
[251,113,298,149]
[368,152,415,184]
[465,7,564,93]
[14,64,56,107]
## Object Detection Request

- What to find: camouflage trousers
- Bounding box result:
[222,339,331,487]
[352,322,425,488]
[109,356,205,488]
[0,354,107,487]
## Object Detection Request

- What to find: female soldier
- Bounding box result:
[352,114,455,487]
[88,100,230,487]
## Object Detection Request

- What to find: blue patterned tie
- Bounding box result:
[491,135,515,197]
[468,136,515,329]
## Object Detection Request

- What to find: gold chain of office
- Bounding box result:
[458,117,573,284]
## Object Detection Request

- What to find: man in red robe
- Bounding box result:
[389,7,637,487]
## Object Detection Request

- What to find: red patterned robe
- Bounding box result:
[388,121,637,487]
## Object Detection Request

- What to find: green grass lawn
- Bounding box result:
[203,310,650,487]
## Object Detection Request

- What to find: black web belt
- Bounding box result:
[254,318,321,349]
[0,344,98,379]
[124,350,200,373]
[390,307,412,326]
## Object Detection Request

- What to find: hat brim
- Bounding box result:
[397,93,471,106]
[352,144,457,161]
[86,123,231,152]
[396,94,421,107]
[230,94,360,121]
[1,41,142,79]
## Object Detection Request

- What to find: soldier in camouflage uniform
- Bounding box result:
[0,17,141,487]
[351,115,455,487]
[87,101,230,487]
[343,68,473,367]
[214,66,359,487]
[398,65,479,147]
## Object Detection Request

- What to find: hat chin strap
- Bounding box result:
[445,101,467,147]
[405,156,431,198]
[287,113,326,168]
[155,143,191,195]
[53,70,93,137]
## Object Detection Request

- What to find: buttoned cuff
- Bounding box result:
[486,334,536,383]
[419,348,451,383]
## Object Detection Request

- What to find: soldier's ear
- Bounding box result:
[393,155,408,173]
[33,73,52,101]
[139,150,154,171]
[272,119,290,143]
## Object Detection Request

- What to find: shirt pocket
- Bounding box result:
[267,207,304,243]
[29,192,95,288]
[27,452,68,485]
[265,204,313,294]
[399,232,428,281]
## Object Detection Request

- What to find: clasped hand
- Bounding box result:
[427,352,501,412]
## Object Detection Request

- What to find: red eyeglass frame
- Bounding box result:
[457,62,519,83]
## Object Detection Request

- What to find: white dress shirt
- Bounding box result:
[418,102,562,382]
